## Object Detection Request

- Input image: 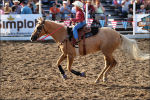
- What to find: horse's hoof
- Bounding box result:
[103,77,107,83]
[95,79,100,84]
[80,72,86,77]
[62,74,67,80]
[95,80,99,84]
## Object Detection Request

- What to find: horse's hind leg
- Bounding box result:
[103,58,117,82]
[67,55,86,77]
[57,53,67,79]
[95,56,111,83]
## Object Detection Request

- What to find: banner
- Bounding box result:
[122,21,128,30]
[64,20,71,27]
[87,19,93,27]
[135,14,150,33]
[99,20,105,27]
[111,21,117,29]
[0,14,42,36]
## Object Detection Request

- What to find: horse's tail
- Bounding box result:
[120,34,150,60]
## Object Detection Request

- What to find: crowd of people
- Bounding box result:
[0,0,39,14]
[0,0,107,21]
[112,0,150,20]
[0,0,149,21]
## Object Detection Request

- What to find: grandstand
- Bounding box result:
[41,0,133,34]
[0,0,149,40]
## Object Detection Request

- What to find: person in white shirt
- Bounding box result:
[121,0,131,18]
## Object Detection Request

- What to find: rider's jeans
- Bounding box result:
[73,21,86,40]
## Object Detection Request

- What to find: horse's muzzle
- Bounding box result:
[31,35,38,41]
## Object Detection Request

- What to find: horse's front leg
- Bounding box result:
[67,55,86,77]
[57,53,67,79]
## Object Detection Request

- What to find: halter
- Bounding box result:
[36,20,65,41]
[36,20,49,38]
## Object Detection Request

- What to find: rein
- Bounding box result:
[38,20,65,41]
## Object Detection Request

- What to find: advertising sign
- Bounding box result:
[0,14,42,36]
[135,14,150,33]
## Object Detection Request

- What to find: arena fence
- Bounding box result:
[0,14,149,41]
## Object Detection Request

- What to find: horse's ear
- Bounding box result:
[37,17,45,23]
[37,17,40,21]
[37,17,43,21]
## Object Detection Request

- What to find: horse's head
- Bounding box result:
[31,17,47,41]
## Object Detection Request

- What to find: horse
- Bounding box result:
[31,18,150,83]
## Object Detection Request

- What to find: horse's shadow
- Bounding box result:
[96,83,150,90]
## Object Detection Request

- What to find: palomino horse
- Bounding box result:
[31,18,150,83]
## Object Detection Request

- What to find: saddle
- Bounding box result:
[67,20,100,55]
[67,20,100,44]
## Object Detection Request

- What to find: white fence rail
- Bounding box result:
[0,14,150,40]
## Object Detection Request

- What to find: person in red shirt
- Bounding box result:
[71,1,86,44]
[84,0,95,14]
[50,3,60,20]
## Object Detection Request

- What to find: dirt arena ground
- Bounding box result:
[0,39,150,100]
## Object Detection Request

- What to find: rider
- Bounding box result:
[71,1,86,44]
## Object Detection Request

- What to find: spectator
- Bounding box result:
[49,0,55,7]
[95,1,105,15]
[0,1,3,5]
[28,3,34,13]
[21,1,32,14]
[60,1,71,20]
[67,0,73,9]
[136,0,142,11]
[84,0,95,13]
[5,0,13,7]
[4,3,12,14]
[143,0,150,13]
[10,5,17,14]
[42,0,49,5]
[56,0,63,5]
[12,0,21,14]
[28,0,36,13]
[0,4,4,14]
[53,0,62,8]
[71,5,76,18]
[138,5,146,14]
[92,0,96,5]
[95,1,107,25]
[50,3,60,20]
[35,2,45,14]
[32,0,38,10]
[45,12,52,20]
[113,0,122,12]
[121,0,131,18]
[128,2,133,22]
[71,5,76,13]
[84,0,95,18]
[81,0,86,5]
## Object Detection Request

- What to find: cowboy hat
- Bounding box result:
[5,3,9,6]
[72,1,83,10]
[63,1,68,4]
[13,0,20,3]
[36,2,43,6]
[86,0,91,2]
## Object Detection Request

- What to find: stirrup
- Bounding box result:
[74,41,79,48]
[74,44,79,48]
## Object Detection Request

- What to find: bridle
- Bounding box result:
[36,20,49,38]
[35,20,64,41]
